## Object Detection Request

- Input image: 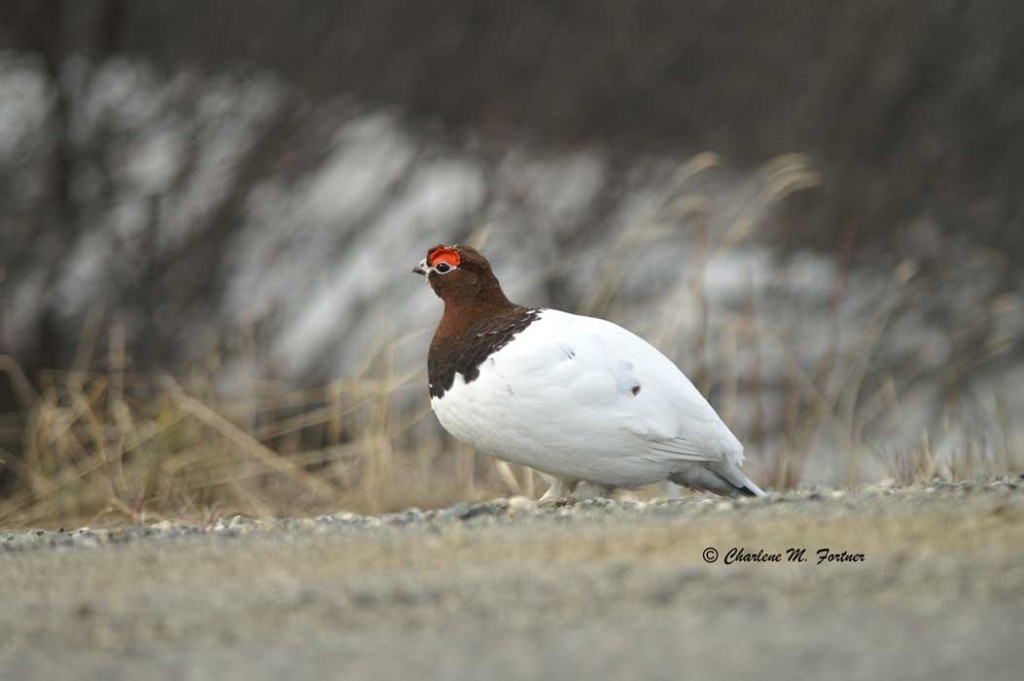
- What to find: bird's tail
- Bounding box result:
[670,463,767,498]
[735,474,766,498]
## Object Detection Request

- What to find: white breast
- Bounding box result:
[430,309,743,488]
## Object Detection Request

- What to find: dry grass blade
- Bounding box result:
[0,356,38,408]
[160,378,336,500]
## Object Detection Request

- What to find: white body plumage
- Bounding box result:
[430,309,764,497]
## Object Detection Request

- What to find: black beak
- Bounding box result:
[412,258,428,275]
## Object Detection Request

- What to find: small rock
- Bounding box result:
[507,496,535,513]
[446,501,472,520]
[464,501,508,519]
[386,509,424,526]
[227,515,252,529]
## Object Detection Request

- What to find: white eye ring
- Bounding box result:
[434,262,452,273]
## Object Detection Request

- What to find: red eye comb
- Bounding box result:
[427,246,461,268]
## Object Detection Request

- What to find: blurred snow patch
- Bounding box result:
[273,153,486,376]
[304,114,417,223]
[498,150,607,227]
[0,59,49,158]
[123,124,186,193]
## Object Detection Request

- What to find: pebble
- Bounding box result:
[507,496,535,513]
[445,501,472,520]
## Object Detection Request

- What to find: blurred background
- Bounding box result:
[1,0,1022,526]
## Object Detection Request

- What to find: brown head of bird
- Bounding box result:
[414,244,536,398]
[412,244,513,311]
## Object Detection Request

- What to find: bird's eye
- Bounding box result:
[435,262,451,273]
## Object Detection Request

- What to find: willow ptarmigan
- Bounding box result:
[414,243,766,500]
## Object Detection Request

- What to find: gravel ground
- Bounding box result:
[2,477,1022,681]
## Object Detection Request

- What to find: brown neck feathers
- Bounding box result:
[427,276,538,399]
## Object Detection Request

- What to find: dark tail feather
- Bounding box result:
[670,464,767,498]
[738,483,762,497]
